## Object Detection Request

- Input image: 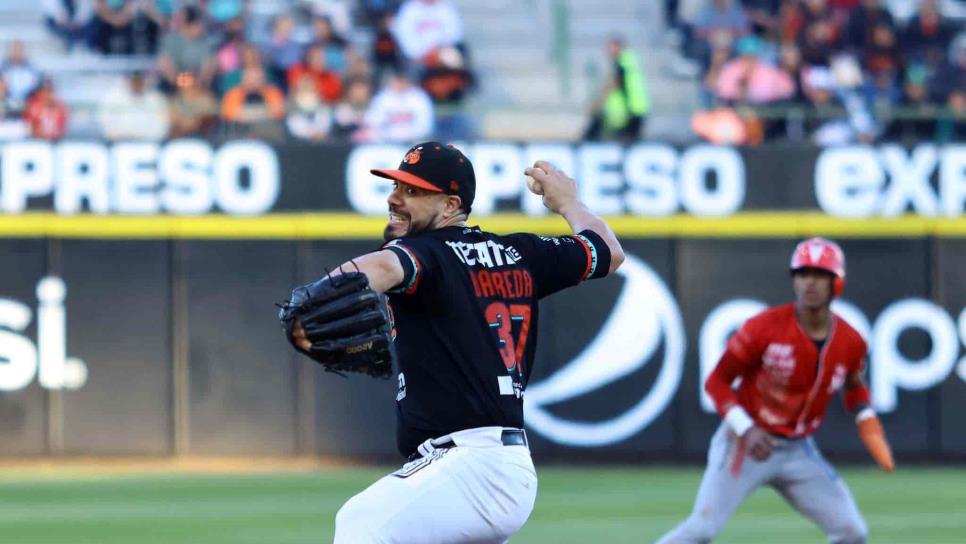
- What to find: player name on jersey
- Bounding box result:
[470,269,534,300]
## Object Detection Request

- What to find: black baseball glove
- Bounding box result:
[278,271,393,378]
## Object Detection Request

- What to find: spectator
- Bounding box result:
[97,72,169,141]
[781,0,838,43]
[691,107,765,145]
[392,0,464,67]
[157,5,215,93]
[694,0,751,54]
[153,0,177,20]
[802,66,849,143]
[360,0,402,26]
[862,22,902,77]
[936,87,965,142]
[221,67,286,140]
[665,0,681,34]
[583,37,650,141]
[829,53,865,91]
[701,44,733,107]
[903,0,956,69]
[310,15,349,74]
[91,0,133,54]
[668,0,718,73]
[286,73,333,141]
[421,46,472,103]
[778,42,807,104]
[213,18,248,94]
[130,0,166,54]
[372,13,402,84]
[358,70,433,142]
[42,0,96,52]
[332,77,372,138]
[219,44,270,96]
[0,41,42,113]
[421,45,474,140]
[0,79,29,140]
[301,0,353,37]
[863,70,901,111]
[797,13,839,66]
[715,36,795,104]
[91,0,164,55]
[741,0,782,38]
[262,15,303,92]
[287,43,343,104]
[885,64,939,142]
[803,66,877,144]
[23,79,68,140]
[902,64,931,107]
[206,0,244,26]
[843,0,895,51]
[169,71,217,138]
[346,53,374,83]
[860,23,902,117]
[930,36,966,108]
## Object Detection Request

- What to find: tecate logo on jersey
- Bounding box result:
[0,140,279,215]
[522,254,966,447]
[446,240,522,268]
[0,277,87,391]
[348,143,746,217]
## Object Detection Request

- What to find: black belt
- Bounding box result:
[435,429,528,449]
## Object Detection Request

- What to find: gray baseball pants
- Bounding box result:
[656,423,867,544]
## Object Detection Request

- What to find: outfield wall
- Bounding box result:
[1,141,965,462]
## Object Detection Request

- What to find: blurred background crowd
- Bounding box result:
[676,0,966,145]
[0,0,963,145]
[0,0,474,143]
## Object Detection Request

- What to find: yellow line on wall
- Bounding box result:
[0,212,964,239]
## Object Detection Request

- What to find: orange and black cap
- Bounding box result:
[371,142,476,214]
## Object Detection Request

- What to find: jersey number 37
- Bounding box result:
[485,302,532,374]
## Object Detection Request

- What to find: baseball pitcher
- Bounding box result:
[280,142,624,543]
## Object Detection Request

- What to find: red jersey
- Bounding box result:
[24,98,67,140]
[705,303,867,438]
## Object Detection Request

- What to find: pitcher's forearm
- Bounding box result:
[558,201,624,273]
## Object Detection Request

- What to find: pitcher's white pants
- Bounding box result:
[335,427,538,544]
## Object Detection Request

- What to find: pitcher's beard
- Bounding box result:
[384,222,435,242]
[384,208,409,242]
[383,224,403,242]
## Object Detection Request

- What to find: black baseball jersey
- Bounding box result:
[382,225,612,456]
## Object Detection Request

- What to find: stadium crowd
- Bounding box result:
[2,0,963,144]
[674,0,966,145]
[0,0,475,142]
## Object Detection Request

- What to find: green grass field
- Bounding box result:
[1,465,964,543]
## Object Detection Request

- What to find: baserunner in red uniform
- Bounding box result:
[657,237,894,544]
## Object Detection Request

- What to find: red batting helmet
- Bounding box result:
[790,237,846,297]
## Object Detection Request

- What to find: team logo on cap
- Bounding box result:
[405,148,422,165]
[450,181,460,192]
[807,242,825,263]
